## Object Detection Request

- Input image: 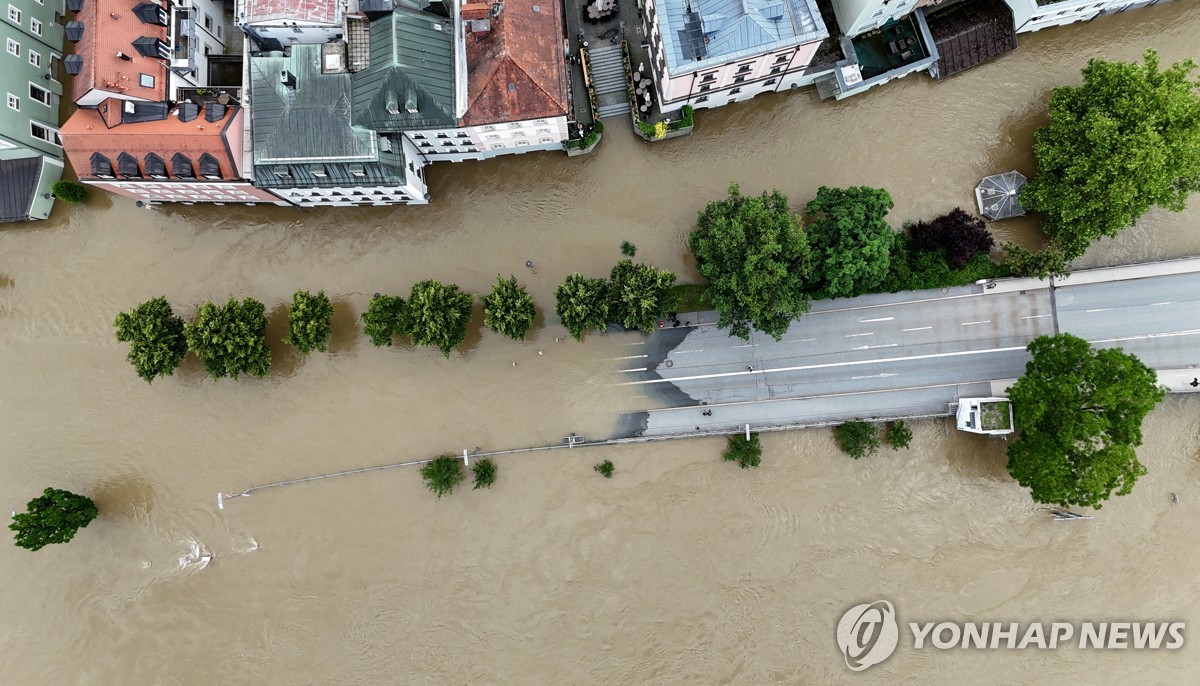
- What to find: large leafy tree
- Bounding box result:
[421,455,465,498]
[113,296,188,383]
[1006,333,1165,509]
[555,273,610,342]
[481,275,536,341]
[608,259,677,333]
[688,184,813,341]
[804,186,895,299]
[10,488,99,551]
[403,279,473,357]
[184,297,272,380]
[283,289,334,355]
[1022,50,1200,260]
[361,294,407,347]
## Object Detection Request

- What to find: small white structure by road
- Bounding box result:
[956,397,1014,436]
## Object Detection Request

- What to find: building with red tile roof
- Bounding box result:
[460,0,569,127]
[68,0,169,106]
[60,102,286,205]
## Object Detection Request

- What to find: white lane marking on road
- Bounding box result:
[862,344,898,350]
[786,338,817,343]
[619,368,648,373]
[672,350,701,355]
[859,317,894,322]
[1150,302,1173,306]
[846,332,875,337]
[608,354,649,361]
[1085,308,1114,313]
[731,344,753,349]
[851,373,899,380]
[806,292,983,315]
[961,320,991,326]
[620,346,1027,386]
[1092,329,1200,345]
[902,326,933,332]
[1020,314,1051,320]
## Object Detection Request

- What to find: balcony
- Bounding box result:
[171,11,197,74]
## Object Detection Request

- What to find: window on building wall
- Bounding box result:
[539,137,553,144]
[764,79,777,87]
[737,63,752,74]
[536,128,551,135]
[734,76,745,84]
[30,17,41,35]
[292,26,303,33]
[771,66,783,75]
[494,143,506,149]
[699,84,710,93]
[6,38,18,57]
[6,92,17,110]
[872,8,885,17]
[204,14,213,30]
[774,54,789,64]
[139,73,154,88]
[729,88,741,95]
[28,50,39,68]
[7,6,20,23]
[29,83,51,105]
[442,141,454,147]
[534,119,548,125]
[436,132,448,138]
[486,134,500,141]
[509,122,521,129]
[456,132,468,138]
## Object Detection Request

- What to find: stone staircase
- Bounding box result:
[588,44,631,119]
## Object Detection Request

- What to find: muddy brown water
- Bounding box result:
[2,4,1199,682]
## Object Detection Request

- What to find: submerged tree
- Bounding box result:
[887,420,913,450]
[555,273,611,342]
[403,279,474,357]
[1002,241,1072,280]
[723,433,762,469]
[1022,50,1200,259]
[804,186,896,299]
[284,289,334,355]
[472,458,497,490]
[835,421,879,459]
[608,259,677,333]
[481,275,536,341]
[184,297,272,380]
[689,184,813,340]
[1006,333,1165,509]
[421,454,465,498]
[113,296,189,383]
[361,294,407,347]
[594,460,615,478]
[10,488,99,551]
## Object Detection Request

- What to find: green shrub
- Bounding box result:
[421,455,465,498]
[723,433,762,469]
[284,290,334,355]
[594,460,614,478]
[472,458,497,490]
[361,294,406,347]
[51,180,87,203]
[835,421,879,459]
[887,421,913,450]
[620,241,637,257]
[670,284,708,312]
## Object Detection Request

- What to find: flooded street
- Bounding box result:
[2,2,1199,682]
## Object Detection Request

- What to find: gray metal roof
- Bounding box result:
[351,3,457,132]
[250,45,378,164]
[0,158,41,223]
[658,0,827,74]
[251,161,405,189]
[975,171,1027,221]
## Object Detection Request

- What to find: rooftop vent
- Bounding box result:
[348,163,366,177]
[404,90,418,114]
[385,95,399,115]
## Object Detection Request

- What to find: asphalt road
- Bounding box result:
[616,265,1200,438]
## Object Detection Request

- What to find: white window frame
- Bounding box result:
[139,73,154,88]
[6,37,18,57]
[7,5,20,23]
[28,49,40,68]
[29,17,41,35]
[6,92,18,110]
[31,122,61,146]
[29,82,51,106]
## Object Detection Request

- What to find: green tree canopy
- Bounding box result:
[835,421,879,459]
[723,433,762,469]
[10,488,98,551]
[184,297,272,380]
[887,420,912,450]
[51,180,87,204]
[114,296,188,383]
[284,290,334,355]
[555,273,610,341]
[403,279,473,357]
[608,259,677,333]
[481,275,536,341]
[1006,333,1165,509]
[472,458,497,489]
[421,455,465,498]
[688,184,813,341]
[361,294,407,347]
[1022,50,1200,260]
[804,186,896,299]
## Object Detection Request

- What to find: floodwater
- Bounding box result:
[2,4,1199,682]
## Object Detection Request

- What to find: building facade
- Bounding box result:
[1,0,65,221]
[641,0,829,114]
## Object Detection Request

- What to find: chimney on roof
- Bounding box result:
[461,2,490,20]
[116,51,132,61]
